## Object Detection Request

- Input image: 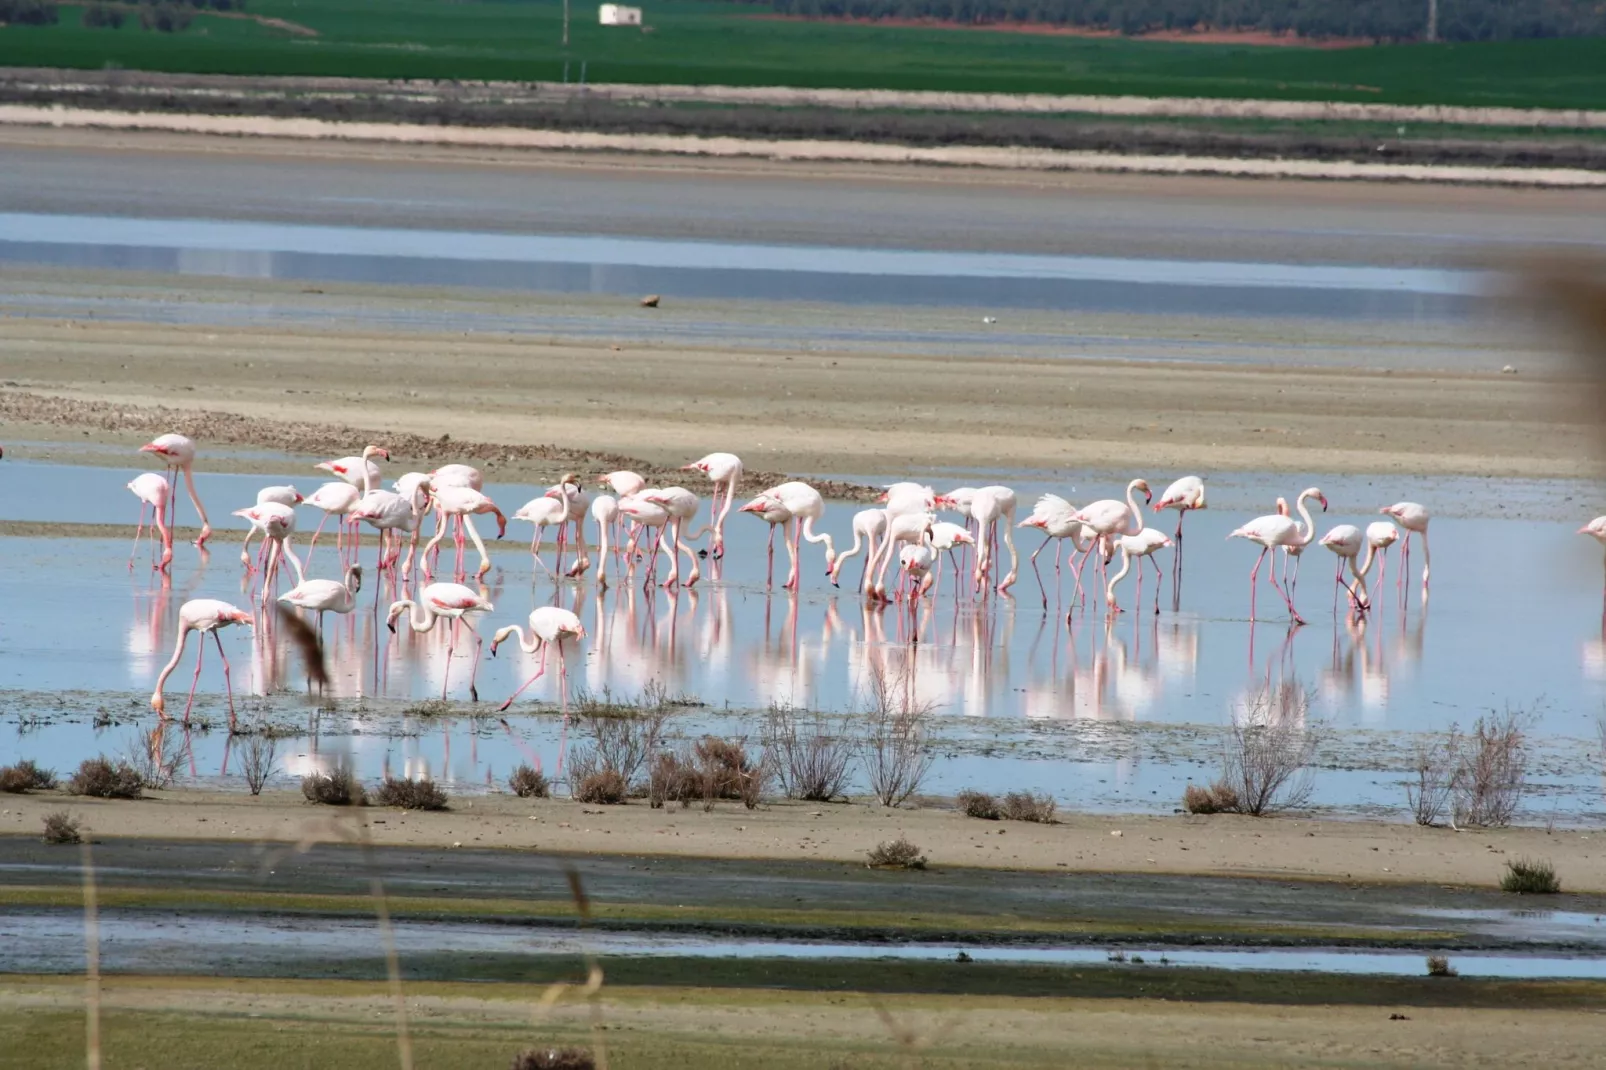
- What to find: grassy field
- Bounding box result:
[1,0,1604,108]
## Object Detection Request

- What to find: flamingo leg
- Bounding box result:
[213,630,237,729]
[499,642,549,711]
[1149,554,1163,616]
[1248,547,1266,622]
[766,524,777,589]
[183,630,206,723]
[467,623,482,704]
[441,617,456,700]
[129,503,147,571]
[306,513,330,570]
[1031,534,1049,609]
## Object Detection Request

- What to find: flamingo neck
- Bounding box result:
[1125,481,1146,535]
[1294,492,1317,547]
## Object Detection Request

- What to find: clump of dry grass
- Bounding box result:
[238,732,277,796]
[1500,857,1560,894]
[866,835,927,869]
[1182,780,1242,815]
[67,757,143,799]
[509,1048,596,1070]
[0,759,55,793]
[573,769,628,805]
[764,702,853,802]
[957,789,1000,819]
[301,758,365,806]
[374,777,448,811]
[1407,726,1462,826]
[1213,683,1319,816]
[859,665,936,808]
[41,810,81,845]
[1454,708,1529,828]
[1426,954,1458,978]
[1001,791,1057,823]
[509,764,550,798]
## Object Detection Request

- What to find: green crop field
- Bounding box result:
[2,0,1604,109]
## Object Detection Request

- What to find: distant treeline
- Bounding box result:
[733,0,1606,42]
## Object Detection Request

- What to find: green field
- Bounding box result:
[2,0,1605,109]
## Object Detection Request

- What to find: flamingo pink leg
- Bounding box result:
[214,630,237,728]
[183,630,205,723]
[129,503,148,571]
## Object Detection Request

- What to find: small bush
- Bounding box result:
[1500,857,1560,895]
[859,665,936,808]
[41,811,82,845]
[510,1048,596,1070]
[81,3,124,27]
[301,759,364,806]
[647,748,701,808]
[0,0,60,25]
[238,733,276,796]
[509,764,550,798]
[866,835,926,869]
[375,777,448,811]
[957,789,1000,819]
[139,3,192,31]
[764,703,853,803]
[1183,781,1242,814]
[68,757,143,799]
[1001,791,1057,823]
[1,760,56,793]
[574,769,627,805]
[1426,954,1458,978]
[1454,708,1529,829]
[1218,683,1319,816]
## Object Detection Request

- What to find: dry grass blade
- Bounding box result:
[275,603,329,688]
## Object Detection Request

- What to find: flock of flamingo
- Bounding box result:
[119,432,1449,725]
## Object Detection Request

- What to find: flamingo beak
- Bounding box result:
[138,443,162,455]
[680,463,699,471]
[490,640,500,657]
[1320,496,1330,511]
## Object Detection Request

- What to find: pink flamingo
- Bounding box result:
[868,512,935,602]
[126,472,173,572]
[239,485,303,567]
[303,481,361,567]
[617,492,672,584]
[139,433,212,547]
[1018,494,1093,609]
[232,501,303,591]
[639,486,704,587]
[682,452,743,558]
[545,478,593,578]
[512,494,568,576]
[924,521,975,596]
[423,486,506,580]
[1104,528,1172,616]
[387,583,494,702]
[1228,486,1326,625]
[1365,521,1400,599]
[970,485,1018,594]
[1380,502,1431,601]
[491,606,587,710]
[1155,475,1206,541]
[318,444,389,491]
[279,564,363,638]
[1318,524,1369,614]
[738,494,794,588]
[150,599,253,724]
[1073,479,1152,598]
[591,494,619,588]
[831,508,888,592]
[762,481,836,591]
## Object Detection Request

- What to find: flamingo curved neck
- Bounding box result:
[1124,481,1146,535]
[1293,492,1318,547]
[398,600,438,632]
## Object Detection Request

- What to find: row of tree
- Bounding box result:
[736,0,1606,42]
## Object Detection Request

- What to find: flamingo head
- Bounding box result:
[1018,515,1044,530]
[490,507,508,539]
[364,445,391,462]
[150,693,165,714]
[385,602,408,633]
[1380,505,1397,517]
[955,529,976,545]
[738,496,770,515]
[1136,479,1152,505]
[223,608,255,627]
[1318,493,1330,512]
[139,442,173,459]
[681,461,708,474]
[566,621,588,641]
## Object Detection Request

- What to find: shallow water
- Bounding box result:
[0,212,1480,318]
[2,456,1605,820]
[5,910,1605,980]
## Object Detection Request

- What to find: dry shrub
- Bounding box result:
[238,733,277,796]
[41,810,81,845]
[1453,708,1529,829]
[509,764,549,798]
[859,665,936,808]
[0,759,56,793]
[301,758,364,806]
[1183,781,1242,815]
[1426,955,1458,978]
[510,1048,595,1070]
[1218,683,1319,816]
[866,835,927,870]
[1001,791,1057,823]
[573,769,627,805]
[68,757,143,799]
[764,702,852,802]
[569,699,669,794]
[1407,726,1462,826]
[120,730,184,790]
[375,777,448,811]
[957,790,1000,819]
[1500,857,1560,894]
[647,748,701,808]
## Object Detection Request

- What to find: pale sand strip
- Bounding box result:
[2,104,1602,187]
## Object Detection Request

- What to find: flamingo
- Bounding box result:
[925,521,975,595]
[490,606,587,711]
[639,486,704,587]
[240,485,303,566]
[1365,521,1400,600]
[279,564,363,637]
[318,445,389,491]
[150,599,253,724]
[899,535,937,602]
[1155,475,1206,541]
[423,486,506,580]
[738,494,794,588]
[126,472,173,572]
[1018,494,1093,609]
[232,501,303,589]
[831,508,889,592]
[1072,479,1152,600]
[1104,528,1173,616]
[1318,524,1369,613]
[1228,486,1327,624]
[303,481,362,567]
[618,492,672,584]
[1581,517,1606,604]
[762,481,835,590]
[591,494,619,588]
[352,485,423,575]
[1380,502,1432,600]
[970,485,1018,594]
[139,433,212,547]
[881,482,938,516]
[387,583,494,702]
[545,477,593,578]
[599,470,647,497]
[512,494,568,576]
[869,512,935,601]
[682,453,742,557]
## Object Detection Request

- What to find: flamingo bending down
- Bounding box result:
[139,433,212,547]
[1228,487,1326,624]
[352,487,422,575]
[617,492,672,584]
[303,481,362,567]
[279,564,363,636]
[970,485,1019,593]
[546,477,593,577]
[683,452,743,557]
[423,486,506,580]
[387,583,494,701]
[232,502,303,589]
[1104,528,1173,615]
[126,472,174,572]
[925,521,975,595]
[490,606,587,711]
[1155,475,1206,541]
[1365,521,1400,599]
[1018,494,1092,609]
[869,512,935,601]
[150,599,253,724]
[831,508,889,592]
[590,494,619,588]
[1380,502,1431,601]
[640,486,704,587]
[240,485,303,565]
[899,536,937,602]
[881,482,938,516]
[763,481,836,591]
[738,495,794,589]
[1318,524,1369,613]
